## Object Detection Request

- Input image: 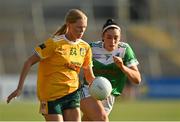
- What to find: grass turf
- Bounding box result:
[0,99,180,121]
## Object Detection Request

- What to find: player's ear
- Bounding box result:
[102,32,105,42]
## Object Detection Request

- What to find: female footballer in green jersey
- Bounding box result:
[7,9,95,122]
[80,19,141,121]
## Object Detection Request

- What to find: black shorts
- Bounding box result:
[39,90,80,115]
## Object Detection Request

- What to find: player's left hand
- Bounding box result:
[7,89,21,104]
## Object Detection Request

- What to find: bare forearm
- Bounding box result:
[17,54,40,90]
[121,65,141,84]
[17,60,33,90]
[113,56,141,84]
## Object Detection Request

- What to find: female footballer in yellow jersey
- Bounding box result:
[7,9,95,121]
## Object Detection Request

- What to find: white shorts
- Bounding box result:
[81,85,115,114]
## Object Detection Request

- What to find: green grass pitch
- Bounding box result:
[0,99,180,121]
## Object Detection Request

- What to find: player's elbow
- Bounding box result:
[135,74,141,84]
[131,73,141,85]
[136,76,141,84]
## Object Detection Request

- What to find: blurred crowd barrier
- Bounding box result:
[1,75,180,101]
[137,77,180,99]
[0,74,37,101]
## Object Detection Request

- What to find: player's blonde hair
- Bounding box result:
[53,9,87,36]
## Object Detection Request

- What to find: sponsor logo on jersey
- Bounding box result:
[65,61,81,72]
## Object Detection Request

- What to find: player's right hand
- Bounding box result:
[7,89,21,104]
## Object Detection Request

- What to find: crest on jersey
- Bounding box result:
[80,48,86,56]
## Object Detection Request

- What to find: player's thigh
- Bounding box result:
[80,96,107,119]
[61,89,81,121]
[43,114,63,121]
[63,108,81,121]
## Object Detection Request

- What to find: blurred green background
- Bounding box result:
[1,99,180,121]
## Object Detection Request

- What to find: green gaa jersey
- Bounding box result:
[90,41,139,96]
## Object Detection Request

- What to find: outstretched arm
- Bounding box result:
[113,56,141,84]
[7,54,40,103]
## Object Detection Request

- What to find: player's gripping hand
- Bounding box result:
[7,89,21,103]
[113,56,123,67]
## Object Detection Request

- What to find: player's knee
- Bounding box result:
[98,111,109,121]
[100,115,108,121]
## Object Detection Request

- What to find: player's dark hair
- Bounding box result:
[102,19,121,34]
[103,19,117,29]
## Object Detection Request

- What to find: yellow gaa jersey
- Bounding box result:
[34,35,92,101]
